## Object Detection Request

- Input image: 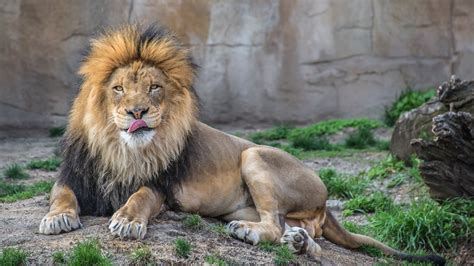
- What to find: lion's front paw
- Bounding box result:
[39,211,82,235]
[109,208,147,240]
[281,227,321,257]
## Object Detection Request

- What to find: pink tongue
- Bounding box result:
[127,119,148,133]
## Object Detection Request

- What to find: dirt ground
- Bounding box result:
[0,134,404,265]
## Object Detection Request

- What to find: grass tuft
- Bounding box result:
[175,238,192,258]
[204,255,228,266]
[3,164,29,179]
[52,251,66,265]
[344,127,376,149]
[343,192,394,216]
[129,246,154,266]
[384,89,435,126]
[259,241,277,252]
[0,180,54,203]
[273,245,296,265]
[0,247,28,266]
[27,157,61,171]
[367,155,405,180]
[210,223,229,237]
[183,214,204,230]
[68,239,111,266]
[250,125,293,144]
[318,168,368,199]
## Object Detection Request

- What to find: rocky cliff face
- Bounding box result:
[1,0,473,129]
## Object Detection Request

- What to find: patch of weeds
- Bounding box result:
[204,255,228,266]
[250,125,293,144]
[259,241,277,252]
[3,164,29,179]
[0,180,54,203]
[318,168,368,199]
[49,126,66,137]
[0,181,25,197]
[183,214,204,230]
[129,246,154,266]
[291,134,335,151]
[175,238,192,258]
[344,127,376,149]
[210,223,229,237]
[369,199,472,252]
[375,140,390,151]
[367,155,405,180]
[67,239,112,266]
[384,89,435,126]
[52,251,66,265]
[27,157,61,171]
[0,247,28,266]
[343,192,394,216]
[387,173,407,188]
[68,240,111,266]
[273,245,296,265]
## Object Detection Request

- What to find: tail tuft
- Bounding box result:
[397,253,446,266]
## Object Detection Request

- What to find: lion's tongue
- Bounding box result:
[127,119,148,133]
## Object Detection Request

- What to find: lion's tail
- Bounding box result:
[322,210,446,265]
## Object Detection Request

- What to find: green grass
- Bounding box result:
[343,192,394,216]
[0,247,28,266]
[318,168,368,199]
[384,89,436,126]
[27,157,61,171]
[258,241,277,252]
[52,251,66,265]
[344,127,377,149]
[68,240,111,266]
[367,155,406,180]
[49,126,66,137]
[250,125,293,144]
[3,164,29,179]
[0,180,54,203]
[273,245,296,265]
[210,223,229,237]
[129,246,154,266]
[175,238,192,258]
[204,255,228,266]
[183,214,204,230]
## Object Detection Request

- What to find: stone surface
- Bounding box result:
[0,0,473,130]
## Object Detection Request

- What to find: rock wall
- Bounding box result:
[1,0,473,129]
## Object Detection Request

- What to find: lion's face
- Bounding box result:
[106,62,179,147]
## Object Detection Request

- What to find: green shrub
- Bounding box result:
[385,89,436,126]
[175,238,192,258]
[291,135,334,151]
[250,125,293,144]
[27,157,61,171]
[183,214,204,230]
[344,192,394,216]
[129,246,154,266]
[0,181,54,203]
[0,247,28,266]
[49,126,66,137]
[68,240,111,266]
[3,164,28,179]
[318,168,368,199]
[369,199,472,252]
[344,127,376,149]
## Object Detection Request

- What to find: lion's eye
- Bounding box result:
[113,86,124,93]
[149,84,162,93]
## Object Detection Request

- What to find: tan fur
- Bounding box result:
[39,25,442,265]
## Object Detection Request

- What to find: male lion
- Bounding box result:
[39,24,444,265]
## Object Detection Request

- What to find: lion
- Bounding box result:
[38,24,444,265]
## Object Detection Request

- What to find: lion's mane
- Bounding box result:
[58,24,199,215]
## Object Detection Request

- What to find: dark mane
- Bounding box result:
[57,129,198,216]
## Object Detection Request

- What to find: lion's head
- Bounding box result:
[64,24,198,200]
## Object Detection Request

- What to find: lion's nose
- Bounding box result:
[125,107,149,119]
